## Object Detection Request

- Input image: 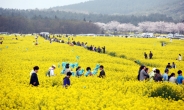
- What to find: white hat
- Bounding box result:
[152,68,156,71]
[52,65,56,68]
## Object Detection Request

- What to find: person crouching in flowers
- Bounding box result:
[149,68,156,81]
[98,65,105,78]
[63,72,72,88]
[85,67,93,77]
[153,69,162,82]
[76,66,82,77]
[47,65,56,77]
[64,63,71,74]
[30,66,39,86]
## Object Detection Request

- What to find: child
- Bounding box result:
[63,72,72,88]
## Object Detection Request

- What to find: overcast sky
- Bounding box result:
[0,0,89,9]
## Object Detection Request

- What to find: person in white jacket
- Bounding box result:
[149,68,156,81]
[178,54,182,61]
[48,65,56,76]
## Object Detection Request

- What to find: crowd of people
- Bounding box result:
[44,36,106,54]
[69,40,106,53]
[139,53,183,84]
[70,40,106,53]
[29,64,106,88]
[141,52,183,84]
[138,65,184,84]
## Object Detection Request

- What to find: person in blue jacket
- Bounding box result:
[85,67,93,77]
[63,72,72,88]
[76,66,82,77]
[176,70,184,84]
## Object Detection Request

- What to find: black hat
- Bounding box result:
[67,72,72,76]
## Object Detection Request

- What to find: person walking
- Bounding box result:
[97,47,101,53]
[35,35,38,45]
[178,54,182,61]
[144,52,148,59]
[63,72,72,88]
[30,66,39,86]
[137,65,145,81]
[149,51,153,59]
[98,65,105,78]
[172,62,176,69]
[102,46,106,53]
[176,70,184,84]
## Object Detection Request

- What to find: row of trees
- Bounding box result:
[0,16,100,34]
[0,8,175,25]
[95,21,184,34]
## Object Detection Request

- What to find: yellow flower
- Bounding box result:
[0,35,183,109]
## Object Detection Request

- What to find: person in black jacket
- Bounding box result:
[144,52,147,59]
[102,46,106,53]
[166,63,172,69]
[98,65,105,78]
[153,69,162,82]
[149,51,153,59]
[30,66,39,86]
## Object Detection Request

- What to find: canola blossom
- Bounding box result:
[0,35,184,110]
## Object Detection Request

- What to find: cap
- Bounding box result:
[152,68,156,71]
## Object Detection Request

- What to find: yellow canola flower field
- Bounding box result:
[0,35,184,110]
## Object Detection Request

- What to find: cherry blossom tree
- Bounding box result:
[138,21,153,32]
[166,22,177,34]
[105,21,120,32]
[94,21,184,35]
[152,21,167,33]
[176,23,184,34]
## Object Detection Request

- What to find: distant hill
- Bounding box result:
[51,0,184,20]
